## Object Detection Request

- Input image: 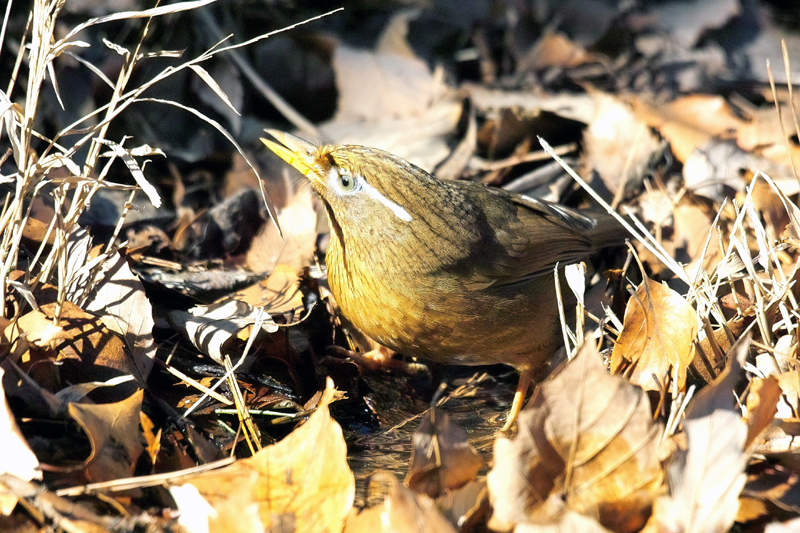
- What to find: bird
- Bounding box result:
[262,130,625,431]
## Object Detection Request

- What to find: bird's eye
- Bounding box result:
[337,172,357,192]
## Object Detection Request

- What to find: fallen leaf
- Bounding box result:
[168,300,279,364]
[83,251,156,381]
[488,339,663,533]
[518,31,594,71]
[650,338,750,533]
[746,376,781,449]
[611,276,698,392]
[0,366,42,515]
[332,45,444,122]
[582,92,660,197]
[344,472,456,533]
[67,389,145,483]
[406,408,483,498]
[244,186,317,278]
[181,379,354,533]
[672,197,723,277]
[30,302,142,387]
[513,509,614,533]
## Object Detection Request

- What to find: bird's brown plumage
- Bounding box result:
[262,131,625,427]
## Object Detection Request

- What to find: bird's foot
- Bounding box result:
[499,368,533,434]
[326,345,430,377]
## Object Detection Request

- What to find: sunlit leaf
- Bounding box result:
[488,340,663,533]
[611,276,697,392]
[180,379,354,533]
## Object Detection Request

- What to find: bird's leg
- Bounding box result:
[500,368,532,433]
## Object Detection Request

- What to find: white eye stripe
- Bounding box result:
[360,179,412,222]
[328,167,412,222]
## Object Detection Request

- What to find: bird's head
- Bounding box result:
[261,131,433,235]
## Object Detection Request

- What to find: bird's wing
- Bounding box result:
[462,188,603,287]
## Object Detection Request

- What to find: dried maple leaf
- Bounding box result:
[406,407,483,498]
[179,379,354,533]
[488,339,663,533]
[67,389,145,483]
[611,276,697,392]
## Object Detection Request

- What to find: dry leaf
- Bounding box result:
[3,308,67,362]
[518,31,593,71]
[611,276,697,392]
[67,389,145,483]
[35,301,141,387]
[582,92,660,197]
[513,510,614,533]
[0,366,42,515]
[488,339,663,533]
[168,300,279,364]
[406,408,483,498]
[344,472,456,533]
[742,464,800,521]
[83,251,156,381]
[651,338,749,533]
[745,376,781,449]
[331,45,443,122]
[181,379,354,533]
[244,187,317,276]
[672,197,723,277]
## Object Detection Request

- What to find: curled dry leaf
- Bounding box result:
[611,276,697,392]
[344,472,456,533]
[406,407,483,498]
[488,339,663,533]
[180,379,354,533]
[3,308,67,359]
[67,389,145,483]
[168,299,279,364]
[650,338,749,533]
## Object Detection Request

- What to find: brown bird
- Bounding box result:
[262,131,624,431]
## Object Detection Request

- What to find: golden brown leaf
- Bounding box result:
[181,379,354,533]
[611,276,697,392]
[406,407,483,498]
[67,389,145,483]
[488,340,663,533]
[746,376,781,448]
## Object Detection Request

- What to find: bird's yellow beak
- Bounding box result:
[260,130,317,176]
